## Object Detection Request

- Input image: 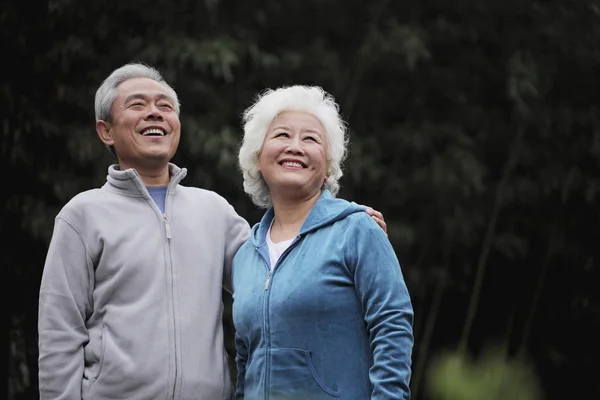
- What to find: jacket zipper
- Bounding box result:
[136,168,182,400]
[163,189,178,400]
[263,238,298,290]
[258,235,301,400]
[264,270,272,290]
[256,248,271,400]
[164,214,172,239]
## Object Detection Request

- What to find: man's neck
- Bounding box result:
[119,162,171,186]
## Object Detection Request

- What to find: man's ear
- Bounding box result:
[96,120,114,147]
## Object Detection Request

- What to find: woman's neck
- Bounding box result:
[270,190,321,242]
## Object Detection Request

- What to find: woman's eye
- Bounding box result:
[131,102,145,107]
[304,136,317,142]
[275,132,289,138]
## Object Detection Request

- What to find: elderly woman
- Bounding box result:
[233,85,414,399]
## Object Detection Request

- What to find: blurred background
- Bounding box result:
[3,0,599,399]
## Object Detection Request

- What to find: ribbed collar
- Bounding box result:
[103,163,187,198]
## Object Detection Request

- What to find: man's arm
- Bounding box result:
[38,216,94,399]
[222,202,251,385]
[223,203,251,294]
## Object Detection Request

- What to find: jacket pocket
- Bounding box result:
[90,322,107,386]
[82,322,107,398]
[270,348,340,398]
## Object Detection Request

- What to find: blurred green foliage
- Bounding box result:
[428,347,542,400]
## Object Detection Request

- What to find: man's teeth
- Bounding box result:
[142,128,165,136]
[282,161,304,168]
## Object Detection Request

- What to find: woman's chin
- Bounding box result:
[269,184,322,202]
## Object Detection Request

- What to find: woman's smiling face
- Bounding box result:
[258,110,328,200]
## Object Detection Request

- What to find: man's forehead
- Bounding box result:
[116,80,175,101]
[116,77,170,94]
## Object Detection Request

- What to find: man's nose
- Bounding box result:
[146,104,164,120]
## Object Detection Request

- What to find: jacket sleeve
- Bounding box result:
[38,216,94,400]
[222,202,251,387]
[234,331,248,399]
[349,214,414,400]
[223,203,251,294]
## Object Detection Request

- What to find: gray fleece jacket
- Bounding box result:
[38,163,250,400]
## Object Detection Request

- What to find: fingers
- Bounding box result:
[362,206,388,235]
[364,206,383,220]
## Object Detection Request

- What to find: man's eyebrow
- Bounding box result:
[123,93,175,104]
[123,93,148,103]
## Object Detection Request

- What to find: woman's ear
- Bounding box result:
[256,151,262,173]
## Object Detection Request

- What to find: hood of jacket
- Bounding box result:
[249,189,366,247]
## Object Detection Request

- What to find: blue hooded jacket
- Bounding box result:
[232,190,414,399]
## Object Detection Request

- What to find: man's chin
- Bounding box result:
[123,154,173,170]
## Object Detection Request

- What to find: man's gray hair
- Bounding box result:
[94,62,180,122]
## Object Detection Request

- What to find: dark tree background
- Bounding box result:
[4,0,599,399]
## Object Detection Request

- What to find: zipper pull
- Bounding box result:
[264,270,272,291]
[164,214,171,239]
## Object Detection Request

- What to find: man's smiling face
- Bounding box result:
[97,77,181,170]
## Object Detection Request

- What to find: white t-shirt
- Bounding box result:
[266,221,294,270]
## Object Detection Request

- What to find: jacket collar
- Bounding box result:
[250,189,365,247]
[103,163,187,198]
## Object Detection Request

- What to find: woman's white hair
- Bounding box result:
[238,85,348,209]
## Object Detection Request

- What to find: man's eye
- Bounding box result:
[159,104,173,110]
[131,102,145,107]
